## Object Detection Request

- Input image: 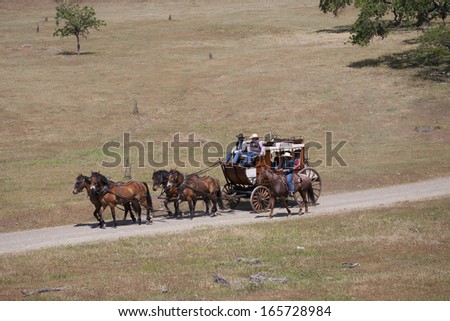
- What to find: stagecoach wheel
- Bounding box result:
[250,185,271,213]
[299,167,322,202]
[222,183,240,210]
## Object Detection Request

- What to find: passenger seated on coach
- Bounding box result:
[293,150,301,170]
[273,151,285,170]
[225,133,246,165]
[239,133,265,167]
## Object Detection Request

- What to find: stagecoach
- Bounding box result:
[220,133,321,212]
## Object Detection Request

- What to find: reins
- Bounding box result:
[188,160,221,176]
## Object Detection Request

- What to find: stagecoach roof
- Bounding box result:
[267,143,304,152]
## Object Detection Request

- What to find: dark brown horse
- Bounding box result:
[166,170,224,219]
[73,174,135,227]
[90,172,153,227]
[151,169,181,217]
[257,168,316,219]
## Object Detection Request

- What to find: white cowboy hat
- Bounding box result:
[250,133,258,139]
[284,152,292,157]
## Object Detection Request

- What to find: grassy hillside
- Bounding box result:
[0,0,449,231]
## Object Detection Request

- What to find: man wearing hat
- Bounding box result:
[224,133,246,165]
[282,151,295,196]
[240,133,265,167]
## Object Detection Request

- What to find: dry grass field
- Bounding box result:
[1,0,449,232]
[0,0,449,302]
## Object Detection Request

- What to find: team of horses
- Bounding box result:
[72,172,152,228]
[73,167,316,228]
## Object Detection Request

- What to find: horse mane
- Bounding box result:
[91,171,110,186]
[152,169,170,179]
[77,173,91,183]
[257,168,276,186]
[152,169,171,185]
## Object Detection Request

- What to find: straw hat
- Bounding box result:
[250,133,258,139]
[284,152,292,157]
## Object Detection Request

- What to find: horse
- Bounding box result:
[257,168,316,219]
[89,172,153,227]
[72,174,135,227]
[151,169,181,217]
[166,170,224,219]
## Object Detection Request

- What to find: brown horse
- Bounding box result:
[72,174,135,227]
[90,172,153,228]
[257,168,316,219]
[151,169,181,217]
[166,170,224,219]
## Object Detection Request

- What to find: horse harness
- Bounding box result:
[177,175,214,197]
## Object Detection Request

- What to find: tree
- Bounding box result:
[53,1,106,55]
[415,24,450,68]
[319,0,449,45]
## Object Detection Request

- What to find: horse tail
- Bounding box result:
[214,178,225,210]
[216,185,225,210]
[307,182,317,205]
[143,182,154,211]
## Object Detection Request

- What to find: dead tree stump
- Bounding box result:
[132,98,139,115]
[124,157,132,181]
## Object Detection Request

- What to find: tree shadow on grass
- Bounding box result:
[316,25,352,34]
[349,49,449,82]
[349,49,424,69]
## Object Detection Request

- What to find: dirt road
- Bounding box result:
[1,177,449,255]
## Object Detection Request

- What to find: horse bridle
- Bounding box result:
[75,176,90,193]
[153,172,166,189]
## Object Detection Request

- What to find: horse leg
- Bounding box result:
[204,197,210,214]
[129,202,137,222]
[188,199,195,219]
[93,205,101,224]
[98,205,106,229]
[144,188,153,224]
[133,200,142,225]
[298,190,307,215]
[110,204,117,228]
[281,197,291,216]
[124,202,136,222]
[210,195,218,217]
[304,190,309,213]
[130,202,140,223]
[144,200,153,225]
[268,196,276,219]
[164,200,173,216]
[173,200,181,217]
[122,203,128,221]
